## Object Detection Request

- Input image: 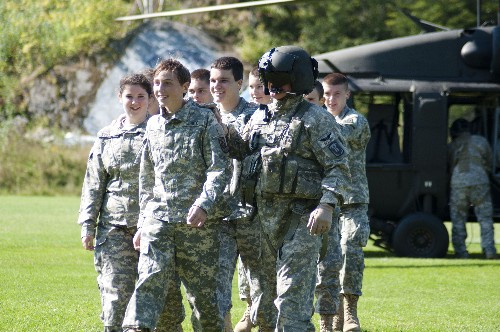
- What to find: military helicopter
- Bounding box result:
[117,0,500,258]
[315,4,500,258]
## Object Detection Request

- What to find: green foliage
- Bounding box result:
[0,121,90,195]
[0,0,132,116]
[1,196,499,331]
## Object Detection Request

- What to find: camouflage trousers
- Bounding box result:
[314,217,341,314]
[450,184,497,255]
[94,224,138,329]
[237,256,250,300]
[122,217,222,331]
[252,198,321,331]
[218,216,261,318]
[338,204,370,296]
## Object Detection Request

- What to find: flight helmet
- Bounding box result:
[258,45,319,95]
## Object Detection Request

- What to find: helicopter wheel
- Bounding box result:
[391,212,449,258]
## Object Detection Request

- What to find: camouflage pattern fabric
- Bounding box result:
[78,116,186,329]
[225,95,350,330]
[315,209,341,314]
[333,106,370,205]
[78,118,147,238]
[448,133,492,188]
[122,100,231,331]
[78,118,146,328]
[316,106,370,312]
[450,184,496,255]
[448,132,496,256]
[94,224,138,328]
[217,97,259,318]
[124,218,221,331]
[338,204,370,295]
[136,99,231,226]
[237,256,251,300]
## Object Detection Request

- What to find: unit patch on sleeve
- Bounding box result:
[328,139,345,157]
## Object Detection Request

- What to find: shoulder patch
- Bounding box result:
[328,139,345,157]
[319,132,333,142]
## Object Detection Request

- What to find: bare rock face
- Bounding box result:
[84,20,222,135]
[24,20,222,135]
[27,57,109,130]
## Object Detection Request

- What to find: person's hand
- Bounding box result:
[307,204,333,235]
[187,205,207,228]
[81,236,95,251]
[133,229,142,251]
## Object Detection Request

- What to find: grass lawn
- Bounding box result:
[0,196,498,331]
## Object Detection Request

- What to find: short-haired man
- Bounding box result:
[317,72,371,332]
[210,56,259,331]
[122,58,231,331]
[304,80,325,107]
[188,68,213,104]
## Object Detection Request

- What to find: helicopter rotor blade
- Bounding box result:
[116,0,302,21]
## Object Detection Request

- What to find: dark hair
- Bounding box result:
[323,72,348,89]
[153,58,191,85]
[450,118,470,138]
[312,80,324,98]
[119,73,153,96]
[211,56,244,81]
[191,68,210,84]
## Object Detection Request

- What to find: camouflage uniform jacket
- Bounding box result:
[78,117,148,238]
[448,132,492,188]
[334,106,371,204]
[226,95,350,208]
[220,97,258,219]
[138,99,231,227]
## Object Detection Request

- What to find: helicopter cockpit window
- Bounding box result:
[352,92,411,164]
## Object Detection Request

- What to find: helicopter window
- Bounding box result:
[352,92,410,164]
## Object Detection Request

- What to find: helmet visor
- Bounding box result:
[260,71,293,89]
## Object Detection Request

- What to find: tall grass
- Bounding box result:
[0,122,90,195]
[0,196,498,331]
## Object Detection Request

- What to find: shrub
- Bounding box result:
[0,120,90,195]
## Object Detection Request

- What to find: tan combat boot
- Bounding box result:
[224,310,234,332]
[332,295,344,332]
[234,300,254,332]
[343,294,360,332]
[320,314,334,332]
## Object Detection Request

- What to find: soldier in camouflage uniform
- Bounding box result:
[209,57,259,332]
[121,59,231,332]
[318,73,371,332]
[78,73,153,332]
[221,46,350,332]
[448,118,497,259]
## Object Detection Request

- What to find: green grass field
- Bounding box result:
[0,196,498,331]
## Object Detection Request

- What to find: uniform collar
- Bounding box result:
[336,105,351,120]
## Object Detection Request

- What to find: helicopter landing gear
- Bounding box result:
[391,212,449,258]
